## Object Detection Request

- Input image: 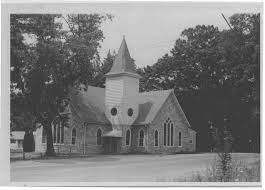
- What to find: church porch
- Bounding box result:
[102,130,122,154]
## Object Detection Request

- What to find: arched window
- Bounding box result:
[154,130,159,147]
[126,129,131,146]
[96,128,102,145]
[171,124,174,146]
[72,128,76,145]
[167,122,170,146]
[57,124,61,144]
[164,123,166,145]
[53,124,57,142]
[189,131,193,144]
[52,122,64,144]
[139,129,144,147]
[178,132,182,147]
[61,125,64,144]
[42,127,46,143]
[163,118,173,147]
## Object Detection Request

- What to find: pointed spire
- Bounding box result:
[105,37,141,78]
[107,49,111,55]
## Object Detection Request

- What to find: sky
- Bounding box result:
[89,3,262,68]
[12,2,262,68]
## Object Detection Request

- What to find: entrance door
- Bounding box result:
[103,137,121,154]
[111,138,117,153]
[103,137,111,153]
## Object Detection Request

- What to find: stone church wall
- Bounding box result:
[34,92,195,155]
[120,125,147,153]
[147,92,196,154]
[118,93,196,154]
[66,117,112,154]
[35,115,113,155]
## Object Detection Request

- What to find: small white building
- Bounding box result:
[10,131,36,151]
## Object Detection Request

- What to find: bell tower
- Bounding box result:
[105,37,141,128]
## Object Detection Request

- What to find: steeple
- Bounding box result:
[104,36,140,127]
[105,37,141,79]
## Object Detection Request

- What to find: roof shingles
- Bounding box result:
[105,37,141,78]
[69,86,174,125]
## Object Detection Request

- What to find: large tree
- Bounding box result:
[10,14,112,155]
[138,13,260,152]
[94,50,116,87]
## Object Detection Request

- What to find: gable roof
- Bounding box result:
[133,89,173,125]
[169,91,192,128]
[105,37,141,78]
[69,86,184,126]
[69,86,110,124]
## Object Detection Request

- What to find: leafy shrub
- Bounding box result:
[180,158,260,182]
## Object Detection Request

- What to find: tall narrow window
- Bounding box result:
[42,127,46,143]
[53,124,56,142]
[164,123,166,145]
[96,128,102,145]
[72,128,76,145]
[154,130,159,147]
[178,132,182,147]
[61,125,64,144]
[52,122,64,144]
[139,129,144,147]
[167,123,170,146]
[126,129,131,146]
[57,124,61,143]
[171,124,173,146]
[163,118,173,147]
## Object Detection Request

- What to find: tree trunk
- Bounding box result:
[45,123,55,156]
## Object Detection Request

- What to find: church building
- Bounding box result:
[35,37,196,154]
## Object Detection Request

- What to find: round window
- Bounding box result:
[111,108,117,116]
[128,108,133,117]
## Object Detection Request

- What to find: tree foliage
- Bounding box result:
[10,14,112,155]
[138,13,260,152]
[94,50,116,87]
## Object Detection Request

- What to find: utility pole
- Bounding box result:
[221,13,233,30]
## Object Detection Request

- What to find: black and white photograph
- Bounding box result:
[1,1,262,186]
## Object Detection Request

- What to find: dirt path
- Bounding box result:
[11,153,260,182]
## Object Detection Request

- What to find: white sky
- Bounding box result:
[9,2,262,68]
[93,3,262,67]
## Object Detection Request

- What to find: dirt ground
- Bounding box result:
[11,153,260,182]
